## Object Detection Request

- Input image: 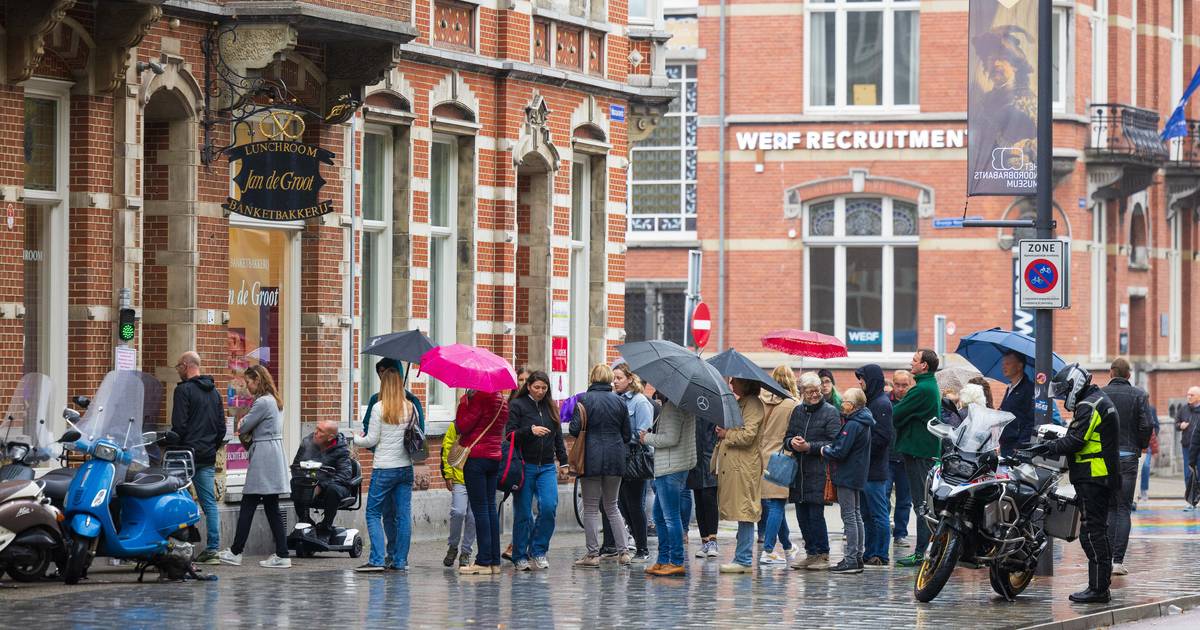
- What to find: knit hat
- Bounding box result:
[817,368,836,384]
[375,357,401,372]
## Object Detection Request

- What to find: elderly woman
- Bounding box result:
[784,372,842,571]
[715,377,765,573]
[821,388,875,575]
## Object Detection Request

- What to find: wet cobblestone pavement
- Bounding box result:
[3,501,1200,629]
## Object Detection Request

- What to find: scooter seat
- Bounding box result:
[117,473,185,498]
[37,467,75,503]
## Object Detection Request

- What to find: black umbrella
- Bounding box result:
[362,329,436,364]
[617,340,742,428]
[706,349,791,400]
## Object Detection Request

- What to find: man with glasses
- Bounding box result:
[171,351,227,564]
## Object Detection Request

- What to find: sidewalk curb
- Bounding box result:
[1016,594,1200,630]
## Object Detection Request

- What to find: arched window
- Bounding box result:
[1129,204,1149,269]
[804,197,919,354]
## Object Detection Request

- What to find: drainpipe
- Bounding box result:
[348,115,358,425]
[717,0,727,351]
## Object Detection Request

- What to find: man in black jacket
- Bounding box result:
[1177,386,1200,493]
[1022,364,1121,604]
[855,364,894,566]
[1101,358,1152,575]
[170,351,226,564]
[291,420,355,534]
[998,351,1035,455]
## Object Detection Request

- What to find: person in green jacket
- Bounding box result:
[892,349,942,567]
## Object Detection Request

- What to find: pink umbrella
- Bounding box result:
[761,329,849,359]
[418,343,518,393]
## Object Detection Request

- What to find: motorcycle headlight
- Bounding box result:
[94,443,118,462]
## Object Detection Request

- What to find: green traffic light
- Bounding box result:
[120,323,135,341]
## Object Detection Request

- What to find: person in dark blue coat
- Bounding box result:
[855,364,893,566]
[998,352,1035,455]
[820,388,874,575]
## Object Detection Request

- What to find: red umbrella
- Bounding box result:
[418,344,518,393]
[761,329,848,359]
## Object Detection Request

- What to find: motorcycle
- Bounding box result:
[914,405,1079,603]
[0,479,65,581]
[0,373,58,482]
[59,370,205,584]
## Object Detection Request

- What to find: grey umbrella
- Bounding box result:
[617,340,743,428]
[706,348,792,400]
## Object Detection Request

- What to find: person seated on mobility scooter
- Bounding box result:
[288,420,363,557]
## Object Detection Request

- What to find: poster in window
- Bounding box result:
[967,0,1038,196]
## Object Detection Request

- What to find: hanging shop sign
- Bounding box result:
[966,0,1039,196]
[223,134,336,222]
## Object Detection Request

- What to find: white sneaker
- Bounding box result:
[785,547,800,563]
[217,549,242,566]
[259,554,292,569]
[695,541,710,558]
[534,556,550,570]
[1112,563,1128,576]
[758,550,785,565]
[515,559,532,571]
[706,542,720,558]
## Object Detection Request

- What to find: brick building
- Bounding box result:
[627,0,1200,415]
[1,0,673,494]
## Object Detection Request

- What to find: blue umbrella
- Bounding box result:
[954,327,1065,384]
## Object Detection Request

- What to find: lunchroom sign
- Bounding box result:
[223,137,336,222]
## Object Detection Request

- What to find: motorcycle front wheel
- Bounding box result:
[914,522,962,603]
[989,564,1035,601]
[62,537,93,586]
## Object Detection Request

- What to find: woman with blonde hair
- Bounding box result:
[569,363,633,567]
[354,367,416,571]
[219,364,291,568]
[612,362,655,561]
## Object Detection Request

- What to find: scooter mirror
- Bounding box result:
[73,395,91,410]
[63,408,80,423]
[142,431,158,444]
[59,430,81,443]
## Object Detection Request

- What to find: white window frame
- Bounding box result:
[1089,201,1108,361]
[21,78,71,422]
[1051,6,1070,114]
[629,62,697,240]
[569,159,591,394]
[360,124,395,413]
[1089,0,1108,117]
[802,197,918,358]
[804,0,921,114]
[1168,213,1183,362]
[427,134,459,414]
[628,0,655,25]
[1168,0,1185,159]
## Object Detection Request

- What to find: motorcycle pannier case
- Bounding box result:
[1044,489,1081,542]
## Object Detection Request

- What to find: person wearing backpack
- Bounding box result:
[506,371,568,571]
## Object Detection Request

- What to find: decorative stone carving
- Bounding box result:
[569,95,609,145]
[429,69,480,120]
[514,91,560,171]
[433,0,474,52]
[95,0,164,93]
[4,0,75,84]
[218,24,298,75]
[627,48,643,69]
[628,102,664,143]
[325,41,401,114]
[1164,167,1200,217]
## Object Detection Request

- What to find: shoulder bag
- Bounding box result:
[624,416,655,481]
[403,404,428,463]
[763,448,797,487]
[448,405,502,469]
[823,465,838,504]
[567,403,588,476]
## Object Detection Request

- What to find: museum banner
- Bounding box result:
[967,0,1039,196]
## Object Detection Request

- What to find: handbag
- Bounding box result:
[624,442,654,481]
[403,407,428,463]
[498,431,526,493]
[823,466,838,504]
[567,403,588,476]
[238,431,253,449]
[763,448,797,487]
[448,404,502,469]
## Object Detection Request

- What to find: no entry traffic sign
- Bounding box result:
[691,302,712,349]
[1018,240,1068,309]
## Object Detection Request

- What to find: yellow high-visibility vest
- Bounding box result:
[1073,408,1108,478]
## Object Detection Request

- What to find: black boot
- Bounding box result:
[1069,588,1111,603]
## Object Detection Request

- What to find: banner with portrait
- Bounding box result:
[967,0,1039,196]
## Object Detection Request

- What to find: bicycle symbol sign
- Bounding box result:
[1023,258,1058,294]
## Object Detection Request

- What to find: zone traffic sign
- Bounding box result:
[1018,239,1068,309]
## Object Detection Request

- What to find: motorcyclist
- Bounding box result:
[1018,363,1121,604]
[291,420,355,535]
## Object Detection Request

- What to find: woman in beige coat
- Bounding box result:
[758,366,800,565]
[714,377,765,573]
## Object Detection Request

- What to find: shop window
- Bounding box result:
[1129,204,1149,269]
[428,135,458,408]
[630,63,697,237]
[23,98,58,191]
[807,0,920,110]
[804,197,919,354]
[361,127,394,399]
[625,283,687,346]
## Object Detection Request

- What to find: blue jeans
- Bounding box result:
[793,501,830,555]
[193,465,220,551]
[887,458,912,540]
[652,471,687,566]
[734,521,755,566]
[761,499,792,553]
[365,466,413,568]
[464,458,501,566]
[512,463,559,562]
[861,479,890,562]
[1140,450,1152,494]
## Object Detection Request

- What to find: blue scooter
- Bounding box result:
[59,370,205,584]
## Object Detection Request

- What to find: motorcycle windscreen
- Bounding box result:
[77,371,149,473]
[1,373,56,463]
[949,404,1016,454]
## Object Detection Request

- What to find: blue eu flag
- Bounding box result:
[1163,65,1200,141]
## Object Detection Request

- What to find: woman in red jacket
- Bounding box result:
[455,389,508,575]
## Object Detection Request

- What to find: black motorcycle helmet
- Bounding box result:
[1050,363,1091,412]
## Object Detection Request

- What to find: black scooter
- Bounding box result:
[286,460,363,558]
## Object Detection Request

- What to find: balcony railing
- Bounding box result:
[1088,103,1168,163]
[1166,119,1200,167]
